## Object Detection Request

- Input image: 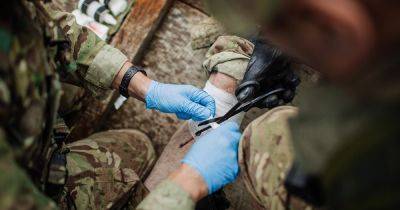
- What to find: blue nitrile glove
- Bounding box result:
[145,81,216,121]
[182,122,241,194]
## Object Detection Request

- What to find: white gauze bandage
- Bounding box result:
[188,81,245,138]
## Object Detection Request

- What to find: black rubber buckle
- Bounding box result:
[119,66,146,98]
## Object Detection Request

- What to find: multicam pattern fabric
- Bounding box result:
[137,180,195,210]
[239,106,313,210]
[58,83,86,117]
[202,36,254,81]
[0,129,58,210]
[0,0,154,209]
[62,130,156,209]
[42,1,128,96]
[190,21,254,81]
[0,2,62,208]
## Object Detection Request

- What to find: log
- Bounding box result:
[179,0,206,14]
[111,0,174,63]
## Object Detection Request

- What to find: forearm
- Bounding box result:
[137,164,207,210]
[169,164,208,202]
[137,165,202,210]
[111,63,234,105]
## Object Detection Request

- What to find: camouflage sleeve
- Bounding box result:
[43,3,128,95]
[202,36,254,81]
[137,180,195,210]
[0,129,58,210]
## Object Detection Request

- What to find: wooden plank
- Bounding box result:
[111,0,174,63]
[67,0,173,141]
[179,0,206,13]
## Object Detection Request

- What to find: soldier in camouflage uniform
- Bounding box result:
[138,0,400,210]
[140,16,315,209]
[0,1,155,209]
[0,0,216,209]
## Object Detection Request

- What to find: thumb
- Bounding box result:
[183,100,213,121]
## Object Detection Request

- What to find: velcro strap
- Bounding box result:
[45,150,68,200]
[81,0,97,14]
[94,6,107,22]
[104,0,111,6]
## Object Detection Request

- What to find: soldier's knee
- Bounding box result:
[63,130,156,209]
[79,129,156,178]
[64,130,156,209]
[97,129,156,178]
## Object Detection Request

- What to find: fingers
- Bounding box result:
[176,112,191,120]
[183,100,213,121]
[196,91,216,118]
[187,87,216,118]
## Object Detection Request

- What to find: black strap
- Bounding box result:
[81,0,96,14]
[94,5,107,22]
[45,148,69,201]
[119,66,146,98]
[104,0,111,6]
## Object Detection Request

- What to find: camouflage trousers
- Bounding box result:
[238,106,313,210]
[59,129,156,210]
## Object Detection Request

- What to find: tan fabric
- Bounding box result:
[202,36,254,81]
[239,106,313,210]
[85,44,127,89]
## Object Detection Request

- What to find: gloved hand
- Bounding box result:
[236,38,300,109]
[182,122,241,194]
[145,81,216,121]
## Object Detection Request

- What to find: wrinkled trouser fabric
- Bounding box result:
[61,129,156,210]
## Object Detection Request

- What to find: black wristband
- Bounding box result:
[119,66,146,98]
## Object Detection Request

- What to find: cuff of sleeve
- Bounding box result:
[85,45,128,89]
[137,180,195,210]
[202,51,250,81]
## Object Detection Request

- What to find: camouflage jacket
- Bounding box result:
[0,0,127,209]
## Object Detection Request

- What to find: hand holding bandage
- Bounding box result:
[145,81,216,121]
